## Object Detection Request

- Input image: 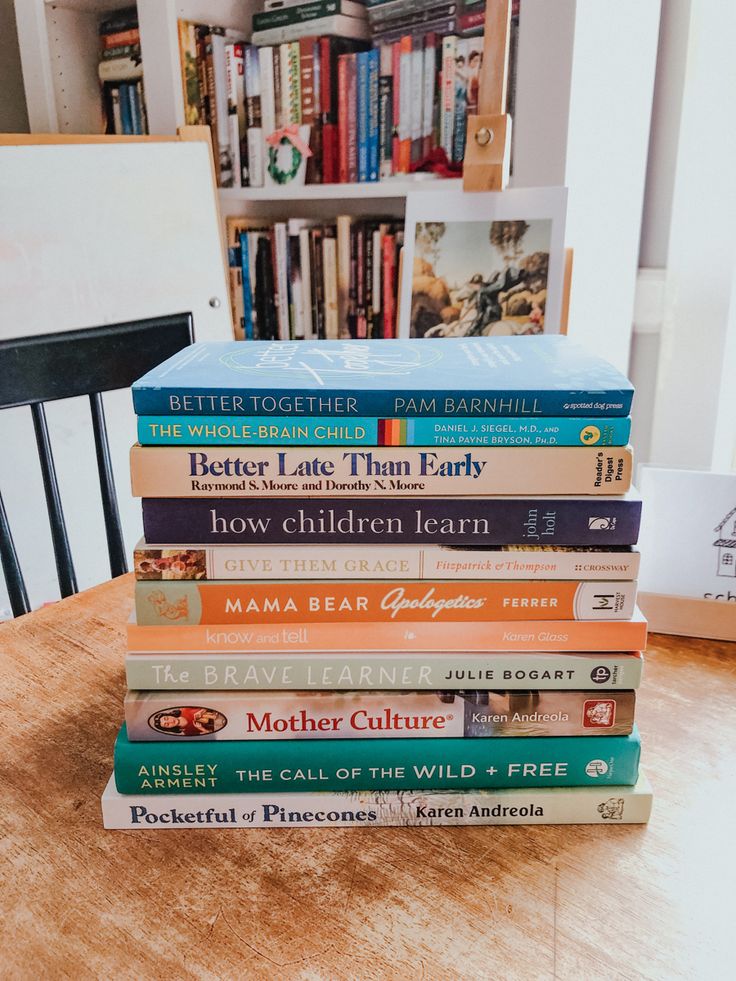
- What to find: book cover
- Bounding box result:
[126,615,648,656]
[132,542,641,583]
[133,579,638,626]
[440,34,456,159]
[129,444,634,498]
[124,689,637,741]
[113,724,642,794]
[102,773,654,829]
[141,493,643,547]
[130,337,634,419]
[135,415,633,447]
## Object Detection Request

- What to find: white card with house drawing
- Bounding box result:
[398,186,567,339]
[637,467,736,601]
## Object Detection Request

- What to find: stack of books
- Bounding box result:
[102,336,653,829]
[226,215,404,341]
[99,6,148,135]
[177,1,518,187]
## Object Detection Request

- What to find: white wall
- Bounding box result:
[646,0,736,470]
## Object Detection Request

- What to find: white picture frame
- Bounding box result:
[398,185,568,339]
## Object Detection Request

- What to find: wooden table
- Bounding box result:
[2,576,734,980]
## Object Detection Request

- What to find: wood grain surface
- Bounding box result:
[1,575,734,981]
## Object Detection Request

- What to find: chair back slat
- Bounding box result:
[31,402,78,599]
[1,314,194,616]
[0,491,30,617]
[89,392,128,578]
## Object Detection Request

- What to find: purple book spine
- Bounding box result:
[142,497,641,546]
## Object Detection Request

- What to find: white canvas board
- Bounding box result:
[638,467,736,601]
[398,185,567,339]
[0,141,231,343]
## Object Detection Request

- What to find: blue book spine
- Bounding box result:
[239,232,254,340]
[367,48,380,182]
[133,387,634,419]
[131,338,635,418]
[114,723,641,795]
[357,50,369,182]
[118,84,133,134]
[136,415,632,446]
[129,84,142,135]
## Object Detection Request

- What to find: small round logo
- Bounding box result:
[585,759,610,778]
[579,425,601,444]
[590,666,612,684]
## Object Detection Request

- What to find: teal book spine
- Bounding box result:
[136,415,631,446]
[113,724,640,795]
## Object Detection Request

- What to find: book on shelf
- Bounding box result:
[99,7,147,135]
[226,216,403,341]
[169,0,510,187]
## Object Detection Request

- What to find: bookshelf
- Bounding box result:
[15,0,661,370]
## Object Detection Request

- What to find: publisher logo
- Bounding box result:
[589,516,617,530]
[583,699,616,728]
[585,759,610,778]
[579,425,602,445]
[590,666,612,684]
[598,797,625,820]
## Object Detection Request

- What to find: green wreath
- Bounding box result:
[267,137,302,185]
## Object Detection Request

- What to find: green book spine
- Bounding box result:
[114,723,641,795]
[253,2,345,31]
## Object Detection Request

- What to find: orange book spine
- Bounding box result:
[134,580,639,626]
[127,610,648,653]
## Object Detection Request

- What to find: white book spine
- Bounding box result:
[440,35,456,158]
[322,236,339,339]
[252,16,370,48]
[211,33,234,187]
[133,543,641,582]
[273,222,291,340]
[299,228,315,339]
[102,773,653,829]
[410,43,424,147]
[336,214,352,337]
[259,45,276,181]
[422,40,436,146]
[225,43,244,187]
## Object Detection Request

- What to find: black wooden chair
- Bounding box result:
[0,314,194,618]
